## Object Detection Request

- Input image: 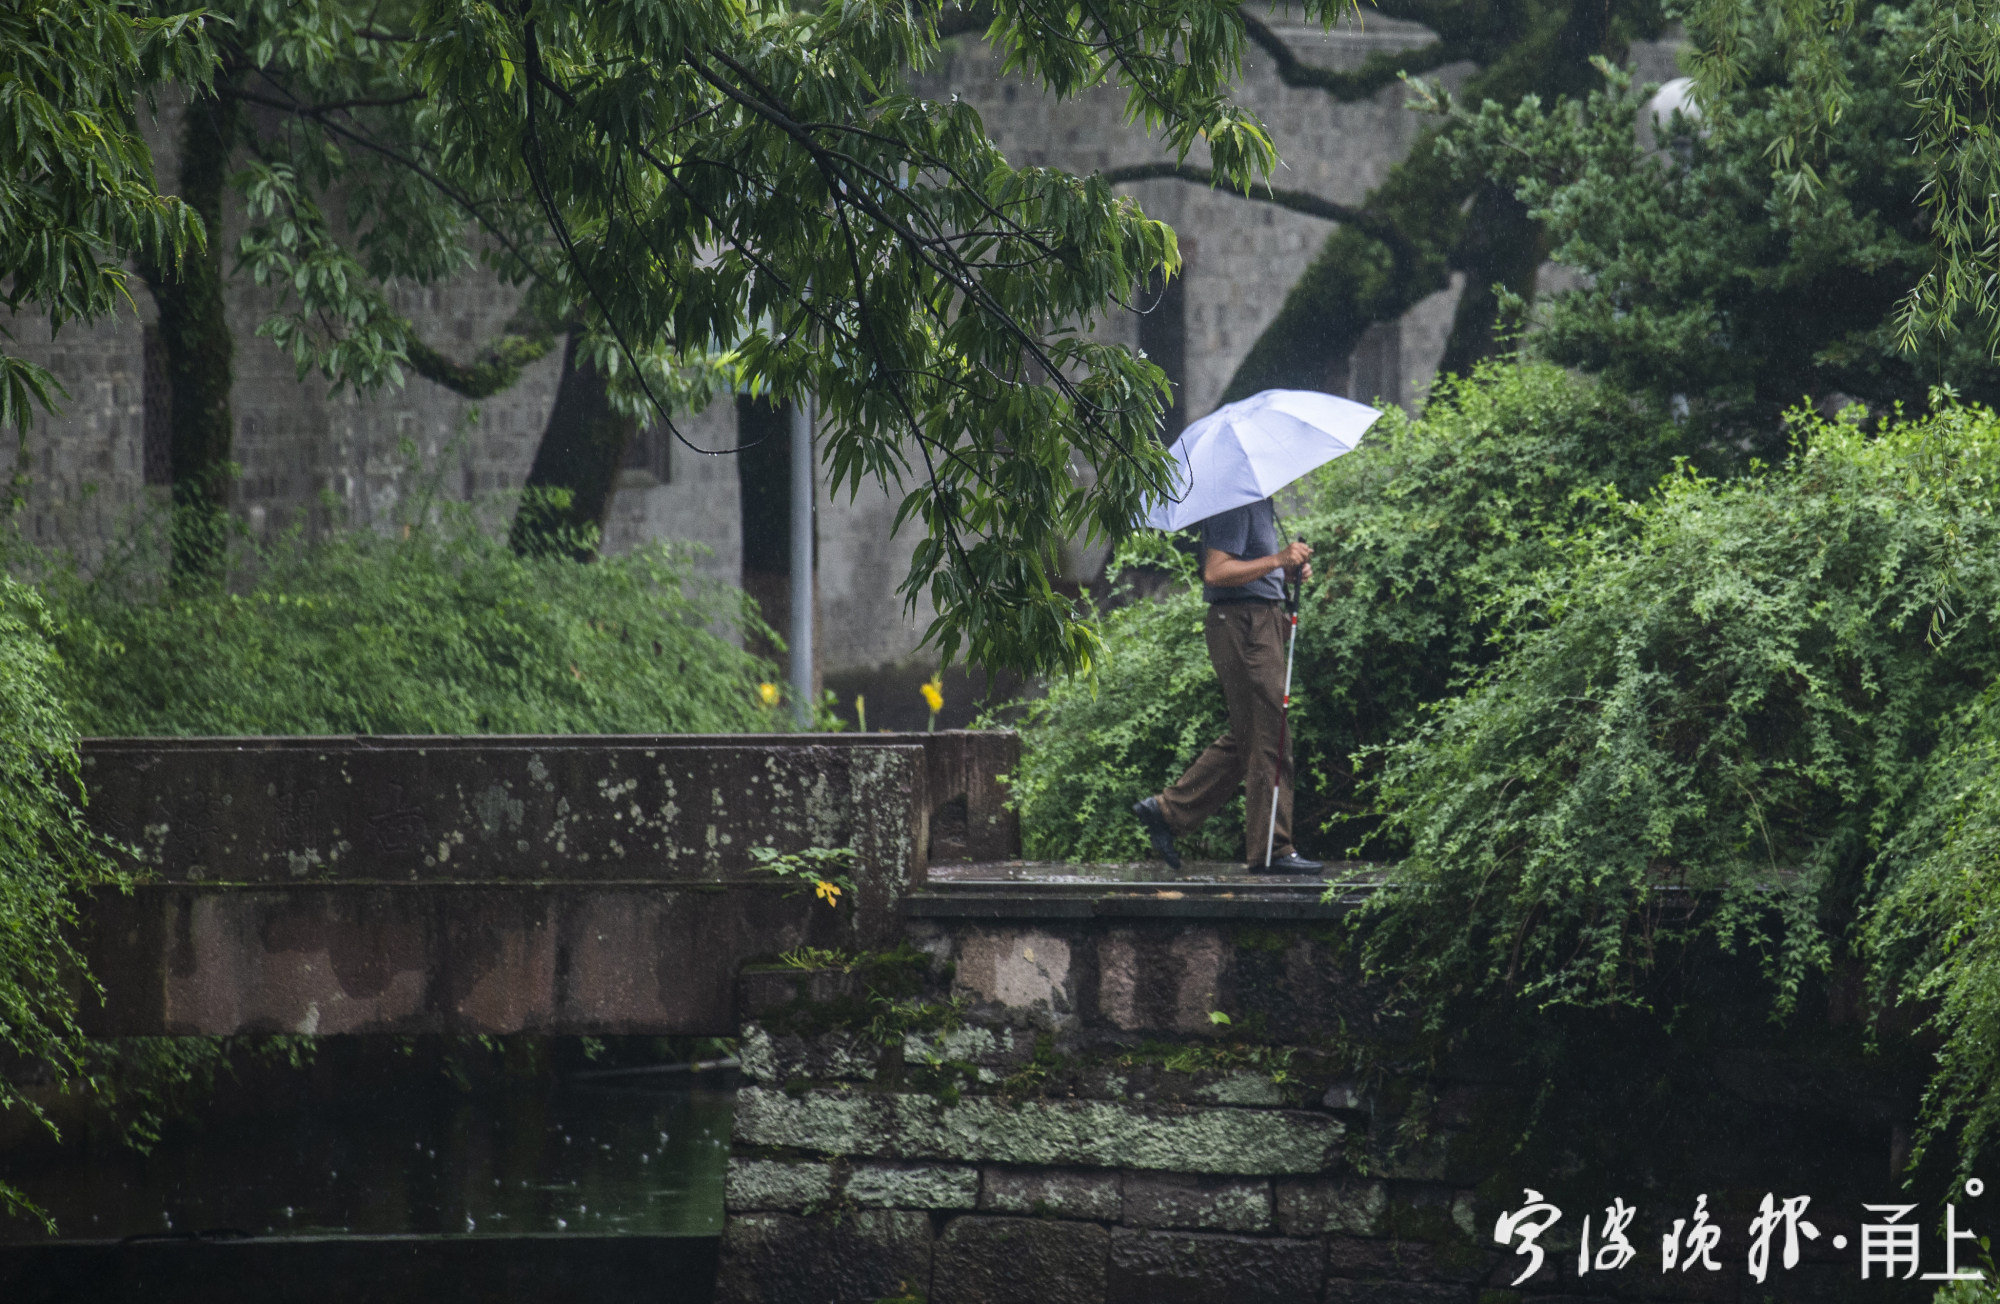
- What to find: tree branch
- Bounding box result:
[935,3,994,39]
[223,79,427,114]
[1241,10,1467,102]
[405,328,557,398]
[1099,161,1414,259]
[229,83,534,267]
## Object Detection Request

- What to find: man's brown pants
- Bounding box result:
[1156,600,1293,863]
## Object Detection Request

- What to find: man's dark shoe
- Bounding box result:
[1133,797,1181,870]
[1256,851,1324,874]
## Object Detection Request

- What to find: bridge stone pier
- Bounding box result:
[78,732,1016,1037]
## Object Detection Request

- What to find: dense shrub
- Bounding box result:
[1007,362,1679,861]
[29,510,781,736]
[1867,685,2000,1172]
[0,576,122,1220]
[1361,401,2000,1026]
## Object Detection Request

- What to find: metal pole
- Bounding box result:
[788,394,815,727]
[1265,587,1299,870]
[1264,516,1302,870]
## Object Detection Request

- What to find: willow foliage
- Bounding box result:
[1007,362,1678,861]
[1868,686,2000,1172]
[1360,402,2000,1022]
[0,577,122,1221]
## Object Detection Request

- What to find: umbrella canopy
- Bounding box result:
[1140,389,1382,532]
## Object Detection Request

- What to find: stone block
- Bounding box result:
[979,1166,1123,1222]
[1375,1135,1452,1181]
[714,1210,932,1304]
[737,1025,878,1086]
[1096,927,1230,1034]
[1276,1179,1387,1236]
[731,1086,1344,1174]
[845,1162,980,1210]
[1324,1235,1489,1284]
[738,970,866,1023]
[902,1023,1020,1072]
[1107,1227,1323,1304]
[1321,1281,1466,1304]
[915,729,1021,863]
[78,737,925,891]
[725,1158,834,1213]
[1123,1172,1273,1233]
[1195,1071,1288,1106]
[1321,1081,1368,1112]
[932,1216,1108,1304]
[952,930,1077,1019]
[87,879,870,1037]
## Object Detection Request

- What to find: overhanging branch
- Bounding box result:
[1242,11,1468,103]
[406,330,557,398]
[935,3,994,38]
[1099,161,1414,261]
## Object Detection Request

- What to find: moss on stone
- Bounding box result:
[751,943,957,1046]
[733,1085,1346,1174]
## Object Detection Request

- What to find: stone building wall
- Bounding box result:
[916,11,1465,422]
[3,308,153,565]
[4,13,1681,679]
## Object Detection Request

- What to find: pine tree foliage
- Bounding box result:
[1444,3,2000,453]
[1679,0,2000,362]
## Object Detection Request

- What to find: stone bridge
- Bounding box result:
[71,734,1922,1304]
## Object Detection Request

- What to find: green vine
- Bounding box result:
[749,846,859,907]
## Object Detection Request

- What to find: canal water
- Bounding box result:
[0,1041,734,1303]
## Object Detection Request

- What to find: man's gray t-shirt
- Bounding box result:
[1200,498,1284,605]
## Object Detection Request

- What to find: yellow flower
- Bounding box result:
[758,682,781,708]
[813,879,842,905]
[919,675,944,715]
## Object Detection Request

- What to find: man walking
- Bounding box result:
[1134,497,1322,873]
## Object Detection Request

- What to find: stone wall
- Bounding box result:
[3,9,1688,679]
[716,912,1922,1304]
[915,11,1460,423]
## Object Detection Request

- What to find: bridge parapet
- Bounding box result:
[82,730,1020,885]
[77,732,1018,1037]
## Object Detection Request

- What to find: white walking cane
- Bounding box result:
[1263,572,1300,870]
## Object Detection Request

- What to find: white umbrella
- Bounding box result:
[1141,388,1381,532]
[1139,388,1383,871]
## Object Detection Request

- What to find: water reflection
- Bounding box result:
[0,1056,734,1241]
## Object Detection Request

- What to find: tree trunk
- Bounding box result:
[508,330,636,559]
[1437,185,1544,377]
[1216,139,1462,406]
[1215,0,1635,408]
[139,89,239,582]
